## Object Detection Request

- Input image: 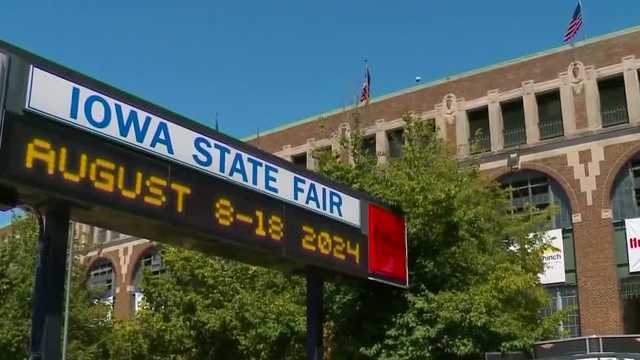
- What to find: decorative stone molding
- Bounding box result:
[623,55,637,71]
[337,122,350,142]
[522,80,535,95]
[566,145,605,206]
[375,130,389,163]
[559,71,577,136]
[441,93,458,125]
[118,245,134,285]
[433,104,448,141]
[572,213,582,224]
[601,209,613,219]
[568,61,586,95]
[487,89,500,104]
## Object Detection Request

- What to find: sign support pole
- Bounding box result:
[305,268,324,360]
[30,204,70,360]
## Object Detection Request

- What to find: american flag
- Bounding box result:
[563,1,583,43]
[359,65,371,103]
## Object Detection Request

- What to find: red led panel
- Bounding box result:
[368,203,407,287]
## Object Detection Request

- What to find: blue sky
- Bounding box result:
[0,0,638,226]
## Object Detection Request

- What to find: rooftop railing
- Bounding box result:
[602,105,629,127]
[504,126,527,148]
[539,117,564,140]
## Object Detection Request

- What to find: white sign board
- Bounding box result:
[539,228,566,285]
[25,67,361,227]
[625,217,640,273]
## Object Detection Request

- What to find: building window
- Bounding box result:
[426,118,436,133]
[88,259,115,302]
[502,98,527,148]
[537,90,564,139]
[386,128,404,159]
[502,172,578,338]
[291,153,307,168]
[139,251,166,277]
[542,286,580,338]
[501,172,572,229]
[599,75,629,127]
[610,156,640,333]
[468,107,491,154]
[362,136,376,158]
[611,158,640,221]
[132,249,166,313]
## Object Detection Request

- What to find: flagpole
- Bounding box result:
[579,0,586,42]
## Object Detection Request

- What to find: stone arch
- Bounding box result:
[126,243,158,285]
[85,256,117,300]
[601,141,640,210]
[487,162,580,215]
[84,253,119,281]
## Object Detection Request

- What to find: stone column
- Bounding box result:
[338,122,353,164]
[522,80,540,144]
[280,145,292,161]
[374,119,389,163]
[330,133,340,156]
[623,55,640,125]
[584,65,602,130]
[559,72,577,137]
[434,104,447,141]
[488,89,503,152]
[305,138,316,170]
[455,98,470,158]
[92,226,100,246]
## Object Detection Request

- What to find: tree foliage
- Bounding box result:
[113,246,307,360]
[0,111,563,359]
[317,112,561,359]
[0,212,112,359]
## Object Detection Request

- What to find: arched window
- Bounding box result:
[87,258,115,304]
[612,158,640,220]
[132,249,166,313]
[501,171,572,229]
[500,171,579,338]
[611,157,640,333]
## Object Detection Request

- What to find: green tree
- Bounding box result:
[122,246,307,360]
[117,111,562,360]
[124,111,562,360]
[316,112,561,359]
[0,212,112,359]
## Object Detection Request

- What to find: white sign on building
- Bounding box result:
[625,217,640,273]
[539,228,566,285]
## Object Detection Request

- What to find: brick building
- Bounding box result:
[79,25,640,335]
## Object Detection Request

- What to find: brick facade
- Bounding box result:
[77,26,640,334]
[242,26,640,335]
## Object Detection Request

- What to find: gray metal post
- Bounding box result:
[30,205,70,360]
[305,269,324,360]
